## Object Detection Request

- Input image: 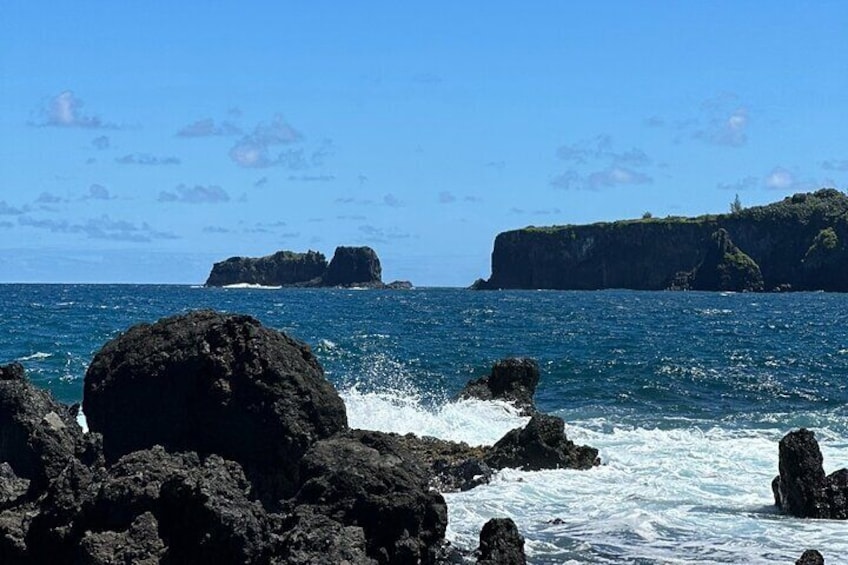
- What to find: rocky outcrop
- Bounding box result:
[322,246,382,287]
[457,358,540,415]
[295,430,447,563]
[205,250,327,286]
[772,428,848,519]
[476,518,526,565]
[796,549,825,565]
[474,188,848,292]
[485,414,599,471]
[690,228,763,291]
[2,312,463,564]
[206,245,404,288]
[83,310,348,503]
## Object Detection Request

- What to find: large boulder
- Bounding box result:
[773,428,848,519]
[82,310,348,502]
[295,430,448,564]
[457,358,540,415]
[321,246,383,287]
[477,518,526,565]
[485,414,599,471]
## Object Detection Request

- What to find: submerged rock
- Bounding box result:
[457,358,540,415]
[82,310,348,502]
[485,414,599,471]
[476,518,526,565]
[773,428,848,519]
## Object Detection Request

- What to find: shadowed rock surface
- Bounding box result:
[82,310,348,503]
[690,228,763,291]
[773,428,848,519]
[477,518,526,565]
[322,246,383,287]
[457,358,540,415]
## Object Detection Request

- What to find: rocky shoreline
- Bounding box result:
[0,310,841,563]
[0,311,596,563]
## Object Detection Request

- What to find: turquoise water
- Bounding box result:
[2,284,848,563]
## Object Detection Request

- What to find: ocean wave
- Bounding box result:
[222,283,283,290]
[17,351,53,361]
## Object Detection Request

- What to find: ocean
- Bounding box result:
[1,284,847,564]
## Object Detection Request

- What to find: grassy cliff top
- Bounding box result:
[519,188,848,234]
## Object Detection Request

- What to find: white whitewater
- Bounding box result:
[340,386,848,563]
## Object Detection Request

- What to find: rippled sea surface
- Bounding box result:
[2,285,847,563]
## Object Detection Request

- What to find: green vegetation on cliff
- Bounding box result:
[475,189,848,292]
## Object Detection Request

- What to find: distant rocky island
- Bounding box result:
[473,188,848,292]
[205,245,412,289]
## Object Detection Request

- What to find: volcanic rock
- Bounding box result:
[295,430,448,564]
[0,362,89,493]
[773,428,848,519]
[321,245,383,287]
[82,310,348,503]
[796,549,825,565]
[690,228,763,292]
[477,518,526,565]
[485,414,599,471]
[205,250,327,287]
[457,358,540,415]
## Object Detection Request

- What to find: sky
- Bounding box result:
[1,1,846,285]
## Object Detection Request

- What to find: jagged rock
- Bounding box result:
[278,507,375,565]
[392,433,490,492]
[796,549,825,565]
[0,464,29,507]
[477,518,526,565]
[322,246,383,287]
[295,430,448,564]
[0,362,89,493]
[485,414,599,471]
[385,280,413,290]
[77,512,165,565]
[205,250,327,287]
[773,428,848,519]
[82,310,348,503]
[457,358,540,415]
[691,228,763,292]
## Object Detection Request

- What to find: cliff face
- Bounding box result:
[206,246,392,288]
[475,189,848,292]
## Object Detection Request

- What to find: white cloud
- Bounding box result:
[229,115,303,168]
[764,167,796,190]
[177,118,242,137]
[37,91,115,129]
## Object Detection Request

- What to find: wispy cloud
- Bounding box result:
[254,177,268,188]
[383,193,403,207]
[692,93,749,147]
[202,226,231,234]
[822,159,848,172]
[552,135,654,190]
[438,191,457,204]
[36,192,65,204]
[287,175,336,182]
[84,184,113,200]
[92,135,110,150]
[176,118,242,137]
[764,167,802,190]
[18,214,177,242]
[717,176,759,191]
[116,154,181,166]
[0,201,26,216]
[34,91,118,129]
[358,224,412,243]
[158,184,230,204]
[229,115,303,168]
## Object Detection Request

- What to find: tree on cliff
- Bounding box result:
[731,193,743,214]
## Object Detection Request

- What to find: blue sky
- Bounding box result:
[1,1,846,285]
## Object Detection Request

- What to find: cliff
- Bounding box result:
[206,245,410,288]
[473,188,848,292]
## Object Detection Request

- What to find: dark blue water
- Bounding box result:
[3,285,847,427]
[2,285,847,563]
